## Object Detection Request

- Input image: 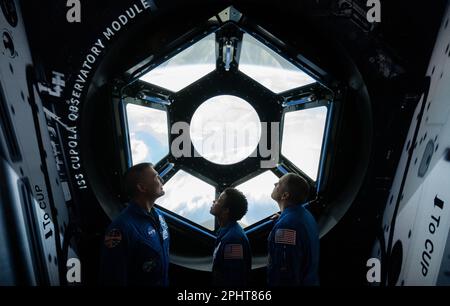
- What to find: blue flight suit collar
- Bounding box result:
[216,221,238,239]
[128,201,156,217]
[279,202,308,218]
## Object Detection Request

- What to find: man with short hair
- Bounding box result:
[210,188,252,286]
[267,173,320,286]
[99,162,170,286]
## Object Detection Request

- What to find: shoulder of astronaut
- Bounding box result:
[275,213,301,229]
[222,230,249,247]
[106,214,135,238]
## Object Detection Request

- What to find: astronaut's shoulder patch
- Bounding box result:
[224,244,243,259]
[104,228,123,248]
[275,228,296,245]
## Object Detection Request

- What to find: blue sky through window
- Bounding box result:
[236,171,280,227]
[156,170,215,230]
[126,103,169,165]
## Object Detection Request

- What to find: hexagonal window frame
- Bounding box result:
[114,6,339,234]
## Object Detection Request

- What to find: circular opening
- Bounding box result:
[190,95,261,165]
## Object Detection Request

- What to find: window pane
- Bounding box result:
[239,33,316,93]
[190,95,261,165]
[157,170,215,230]
[139,33,216,92]
[281,106,327,180]
[235,171,280,227]
[126,104,169,165]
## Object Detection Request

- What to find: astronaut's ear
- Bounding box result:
[281,191,290,201]
[136,182,146,193]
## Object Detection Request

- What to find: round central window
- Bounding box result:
[190,95,261,165]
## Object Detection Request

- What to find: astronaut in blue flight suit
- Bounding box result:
[268,173,320,286]
[99,162,170,286]
[210,188,252,287]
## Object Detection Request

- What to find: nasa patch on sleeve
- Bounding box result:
[104,228,123,248]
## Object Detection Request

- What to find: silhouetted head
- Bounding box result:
[210,188,248,224]
[271,173,310,208]
[124,163,164,201]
